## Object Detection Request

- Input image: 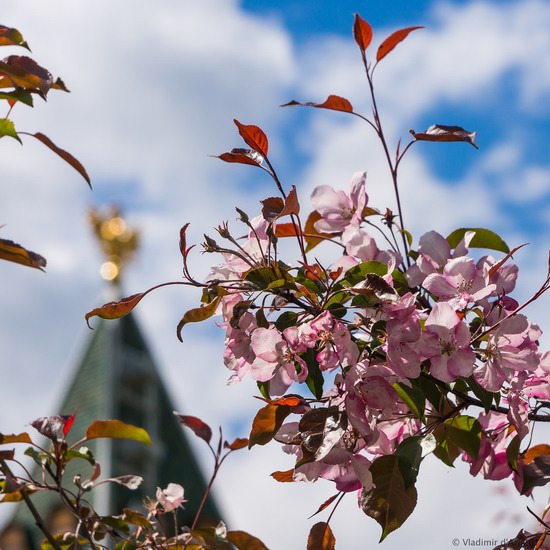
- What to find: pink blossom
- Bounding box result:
[300,311,358,371]
[474,315,540,392]
[311,172,367,233]
[156,483,185,512]
[406,230,475,287]
[423,302,475,382]
[423,256,496,310]
[249,326,308,393]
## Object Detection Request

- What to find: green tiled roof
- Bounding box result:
[4,313,222,548]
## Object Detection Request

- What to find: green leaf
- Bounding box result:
[446,228,509,254]
[85,420,151,446]
[466,376,495,413]
[337,261,388,288]
[0,118,21,143]
[0,89,33,106]
[274,311,298,331]
[445,415,482,459]
[65,448,95,465]
[303,348,324,399]
[433,415,482,466]
[506,435,521,473]
[114,542,137,550]
[361,455,417,541]
[395,434,436,488]
[393,383,425,419]
[0,26,30,50]
[257,381,271,400]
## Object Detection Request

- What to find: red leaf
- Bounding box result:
[0,26,30,50]
[62,411,77,438]
[234,119,269,158]
[173,413,212,444]
[307,522,336,550]
[256,395,305,407]
[249,404,294,448]
[376,26,424,62]
[282,95,353,114]
[271,469,295,483]
[308,493,340,519]
[227,530,269,550]
[524,444,550,465]
[304,211,340,252]
[0,56,53,94]
[28,133,91,187]
[214,148,263,167]
[0,450,15,461]
[176,295,222,342]
[0,433,32,445]
[409,124,478,149]
[179,223,195,261]
[278,186,300,218]
[225,437,249,451]
[353,14,373,52]
[0,237,46,270]
[85,292,147,328]
[261,197,284,222]
[275,223,299,238]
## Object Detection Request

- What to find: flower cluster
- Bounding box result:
[84,13,550,543]
[202,171,549,506]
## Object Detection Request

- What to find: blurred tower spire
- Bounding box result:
[88,206,139,286]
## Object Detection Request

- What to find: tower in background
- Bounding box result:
[0,208,222,548]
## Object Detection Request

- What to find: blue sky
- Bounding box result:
[1,1,550,548]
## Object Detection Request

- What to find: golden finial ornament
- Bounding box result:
[88,206,139,284]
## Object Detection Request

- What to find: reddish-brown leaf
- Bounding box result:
[85,292,147,328]
[304,211,340,252]
[0,56,53,94]
[0,433,32,445]
[488,243,528,278]
[178,223,196,266]
[0,237,46,270]
[353,14,373,51]
[0,26,30,50]
[271,469,295,483]
[376,26,424,62]
[261,197,284,222]
[282,95,353,114]
[307,522,336,550]
[215,148,263,167]
[62,411,77,438]
[409,124,478,149]
[308,493,340,519]
[225,437,249,451]
[275,223,299,238]
[234,119,269,157]
[176,295,222,342]
[173,413,212,444]
[29,133,91,187]
[256,395,305,407]
[278,186,300,218]
[524,444,550,465]
[227,530,269,550]
[0,450,15,460]
[249,404,293,448]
